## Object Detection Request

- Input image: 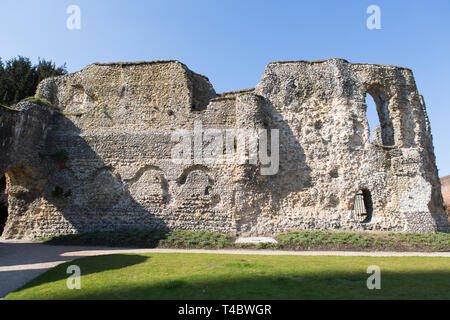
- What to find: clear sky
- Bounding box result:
[1,0,449,176]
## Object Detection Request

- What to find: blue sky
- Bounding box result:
[1,0,449,176]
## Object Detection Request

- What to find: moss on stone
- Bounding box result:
[57,111,84,116]
[0,104,20,112]
[23,96,54,107]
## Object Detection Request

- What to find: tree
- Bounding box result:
[0,56,67,106]
[36,58,67,83]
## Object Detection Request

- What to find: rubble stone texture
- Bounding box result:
[441,175,450,215]
[0,59,448,240]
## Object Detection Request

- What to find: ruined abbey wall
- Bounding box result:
[0,59,448,239]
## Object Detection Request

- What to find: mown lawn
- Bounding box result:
[5,254,450,300]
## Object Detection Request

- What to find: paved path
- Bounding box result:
[1,240,449,298]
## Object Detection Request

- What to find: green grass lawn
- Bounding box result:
[5,253,450,300]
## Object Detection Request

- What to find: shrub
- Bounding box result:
[51,186,65,199]
[50,150,69,162]
[42,229,450,252]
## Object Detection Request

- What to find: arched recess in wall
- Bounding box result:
[365,87,394,146]
[176,165,219,204]
[127,166,169,206]
[176,165,213,186]
[0,174,8,236]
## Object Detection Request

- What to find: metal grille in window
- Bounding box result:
[354,191,367,215]
[354,190,372,223]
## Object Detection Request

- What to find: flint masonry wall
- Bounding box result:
[441,176,450,215]
[0,59,448,239]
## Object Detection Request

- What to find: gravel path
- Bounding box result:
[1,240,449,298]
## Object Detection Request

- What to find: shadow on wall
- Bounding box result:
[0,175,7,235]
[1,110,169,239]
[234,99,312,233]
[265,99,312,203]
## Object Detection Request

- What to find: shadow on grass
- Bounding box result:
[8,255,450,300]
[71,271,449,300]
[12,254,149,293]
[80,272,449,300]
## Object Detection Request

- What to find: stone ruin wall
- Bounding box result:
[0,59,448,240]
[441,175,450,215]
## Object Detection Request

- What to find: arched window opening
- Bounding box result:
[0,175,8,236]
[365,88,394,146]
[354,189,373,223]
[365,94,380,142]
